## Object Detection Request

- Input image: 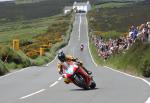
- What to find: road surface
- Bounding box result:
[0,13,150,103]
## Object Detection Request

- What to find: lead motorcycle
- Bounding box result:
[61,61,96,90]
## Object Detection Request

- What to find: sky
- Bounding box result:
[0,0,14,2]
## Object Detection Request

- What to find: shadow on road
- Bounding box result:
[70,88,99,91]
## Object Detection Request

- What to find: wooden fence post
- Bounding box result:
[40,48,45,56]
[13,39,19,50]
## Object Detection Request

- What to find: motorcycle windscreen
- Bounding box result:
[65,65,74,75]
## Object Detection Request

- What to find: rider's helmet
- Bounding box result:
[58,50,66,62]
[81,43,84,47]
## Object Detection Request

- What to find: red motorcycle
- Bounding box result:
[62,61,96,90]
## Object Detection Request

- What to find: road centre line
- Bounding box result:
[58,77,62,81]
[49,81,59,87]
[20,89,45,99]
[145,97,150,103]
[46,14,78,66]
[78,14,81,40]
[20,77,62,100]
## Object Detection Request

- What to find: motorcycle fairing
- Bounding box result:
[65,65,74,74]
[65,64,78,74]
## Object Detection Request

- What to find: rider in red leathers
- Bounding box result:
[57,51,92,84]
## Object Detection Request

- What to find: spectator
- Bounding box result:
[91,21,150,61]
[146,21,150,41]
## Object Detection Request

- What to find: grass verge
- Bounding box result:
[0,13,74,75]
[88,1,150,77]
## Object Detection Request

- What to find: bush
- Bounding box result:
[140,60,150,77]
[0,46,32,69]
[5,62,17,70]
[0,60,9,75]
[20,39,33,46]
[26,50,39,59]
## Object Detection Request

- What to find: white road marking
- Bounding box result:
[104,66,150,86]
[78,14,81,40]
[85,15,150,103]
[145,97,150,103]
[0,67,31,79]
[85,15,98,67]
[49,81,59,87]
[104,66,150,103]
[20,89,45,99]
[58,77,62,81]
[46,56,57,66]
[19,77,62,100]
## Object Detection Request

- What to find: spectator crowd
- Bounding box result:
[90,21,150,60]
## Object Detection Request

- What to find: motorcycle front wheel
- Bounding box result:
[72,73,90,90]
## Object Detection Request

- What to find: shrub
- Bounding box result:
[0,46,31,69]
[5,62,17,70]
[26,50,39,59]
[20,39,33,46]
[0,60,9,75]
[140,60,150,77]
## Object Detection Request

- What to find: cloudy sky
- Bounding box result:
[0,0,14,2]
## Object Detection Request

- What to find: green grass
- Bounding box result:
[88,2,150,32]
[88,1,150,77]
[89,42,104,65]
[93,30,123,40]
[0,12,74,75]
[0,14,62,44]
[90,40,150,77]
[93,2,132,9]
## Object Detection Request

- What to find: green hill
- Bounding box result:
[0,0,145,22]
[88,1,150,77]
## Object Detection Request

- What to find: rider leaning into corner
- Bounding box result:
[57,50,92,84]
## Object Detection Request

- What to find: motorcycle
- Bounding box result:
[80,44,84,51]
[62,61,96,90]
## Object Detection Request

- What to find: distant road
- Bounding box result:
[0,13,150,103]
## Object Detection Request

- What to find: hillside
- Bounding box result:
[0,0,145,23]
[88,1,150,77]
[0,0,98,22]
[0,0,73,22]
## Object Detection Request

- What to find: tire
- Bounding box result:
[73,74,90,90]
[90,81,96,89]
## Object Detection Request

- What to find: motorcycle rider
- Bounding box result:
[80,43,84,51]
[57,51,92,84]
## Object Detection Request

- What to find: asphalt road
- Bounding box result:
[0,13,150,103]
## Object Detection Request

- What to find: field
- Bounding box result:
[0,11,73,75]
[1,0,144,23]
[0,0,79,75]
[88,1,150,77]
[0,0,74,22]
[88,1,150,32]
